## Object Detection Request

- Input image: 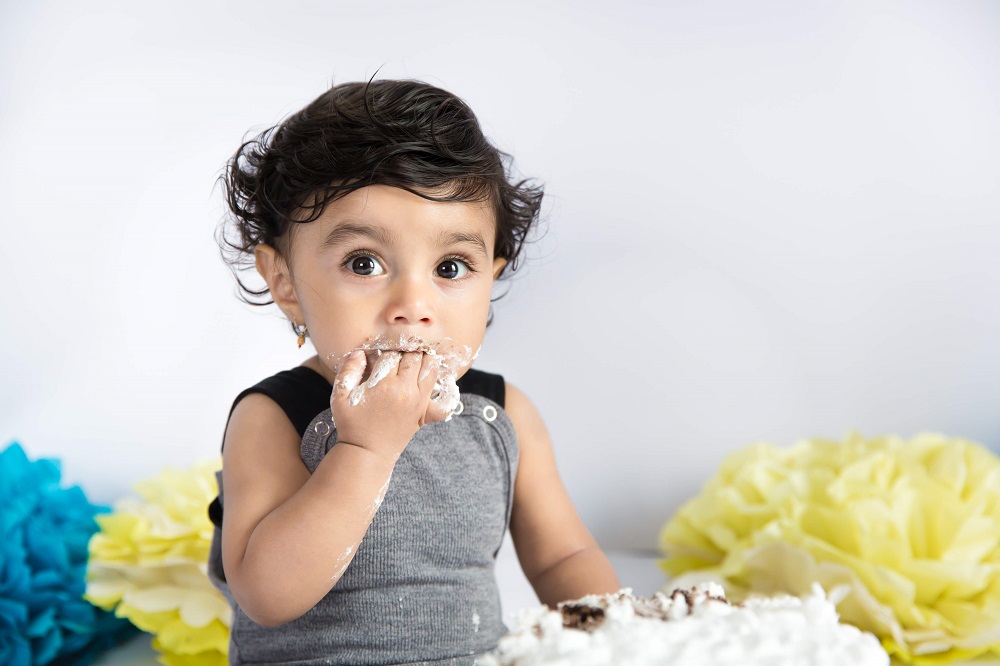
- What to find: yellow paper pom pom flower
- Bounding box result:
[660,433,1000,665]
[85,459,231,665]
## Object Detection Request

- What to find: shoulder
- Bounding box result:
[225,365,331,445]
[226,391,297,440]
[224,393,305,478]
[501,383,556,483]
[503,382,549,443]
[232,365,330,408]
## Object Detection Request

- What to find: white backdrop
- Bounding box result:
[2,0,998,553]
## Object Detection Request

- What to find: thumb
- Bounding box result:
[424,380,459,425]
[417,358,448,425]
[424,397,451,425]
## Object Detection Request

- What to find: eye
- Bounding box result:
[436,258,470,280]
[347,254,384,276]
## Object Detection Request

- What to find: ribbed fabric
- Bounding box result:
[208,367,505,529]
[208,369,518,666]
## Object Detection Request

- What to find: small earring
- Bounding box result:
[293,319,308,349]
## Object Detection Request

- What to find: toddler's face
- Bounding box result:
[273,185,504,382]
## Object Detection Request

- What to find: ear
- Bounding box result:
[255,244,302,322]
[492,257,507,280]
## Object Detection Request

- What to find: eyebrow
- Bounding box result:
[436,230,489,258]
[320,222,396,250]
[321,221,489,258]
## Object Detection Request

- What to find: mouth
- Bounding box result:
[360,337,432,375]
[363,333,437,354]
[359,334,471,362]
[335,334,475,384]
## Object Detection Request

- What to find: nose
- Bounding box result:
[384,273,434,326]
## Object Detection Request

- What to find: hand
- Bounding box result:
[330,350,443,463]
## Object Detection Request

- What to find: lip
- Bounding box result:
[363,333,436,353]
[365,344,436,356]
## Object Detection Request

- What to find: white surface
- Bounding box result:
[3,1,1000,555]
[93,635,158,666]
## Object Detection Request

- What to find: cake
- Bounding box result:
[477,583,889,666]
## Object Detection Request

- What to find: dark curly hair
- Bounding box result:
[216,78,544,325]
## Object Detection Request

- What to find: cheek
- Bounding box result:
[301,277,371,315]
[300,293,371,349]
[449,285,493,341]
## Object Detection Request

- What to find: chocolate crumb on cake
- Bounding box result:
[555,586,732,631]
[558,601,607,632]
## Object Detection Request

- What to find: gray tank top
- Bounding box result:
[208,372,519,666]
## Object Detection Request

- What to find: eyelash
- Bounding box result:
[341,249,479,279]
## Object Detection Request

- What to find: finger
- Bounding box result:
[396,351,423,381]
[417,353,440,397]
[366,351,401,388]
[334,349,367,397]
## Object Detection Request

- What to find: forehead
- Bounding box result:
[313,185,497,245]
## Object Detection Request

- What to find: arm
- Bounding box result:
[505,383,621,607]
[221,351,439,626]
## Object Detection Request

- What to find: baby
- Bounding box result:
[206,79,621,665]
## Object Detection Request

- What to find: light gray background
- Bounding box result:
[2,0,999,554]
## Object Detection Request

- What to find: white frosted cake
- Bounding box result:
[477,583,889,666]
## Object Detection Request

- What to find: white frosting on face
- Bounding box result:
[331,333,477,418]
[476,584,889,666]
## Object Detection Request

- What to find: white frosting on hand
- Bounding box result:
[366,350,402,388]
[332,333,477,418]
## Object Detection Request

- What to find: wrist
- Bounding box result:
[335,439,401,469]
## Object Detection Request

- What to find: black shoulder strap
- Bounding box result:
[456,367,505,408]
[222,366,332,450]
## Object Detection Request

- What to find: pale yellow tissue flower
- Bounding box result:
[660,433,1000,664]
[86,459,230,666]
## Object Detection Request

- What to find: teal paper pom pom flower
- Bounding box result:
[0,442,136,665]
